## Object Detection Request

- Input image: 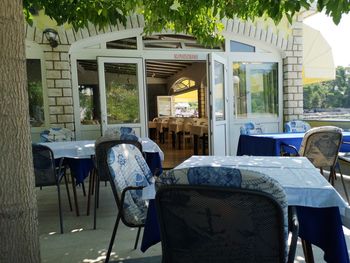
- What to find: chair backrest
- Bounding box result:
[284,120,311,133]
[156,166,287,263]
[240,122,263,135]
[95,139,142,182]
[299,126,343,169]
[107,143,153,226]
[104,126,139,141]
[32,144,57,187]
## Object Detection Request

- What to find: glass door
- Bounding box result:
[209,53,228,155]
[98,57,146,136]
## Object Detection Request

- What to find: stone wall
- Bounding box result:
[282,15,304,122]
[43,45,74,131]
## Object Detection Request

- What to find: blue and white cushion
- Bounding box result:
[107,144,153,225]
[40,127,73,142]
[240,122,263,135]
[285,120,311,133]
[100,127,139,143]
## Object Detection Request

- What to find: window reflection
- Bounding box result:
[214,61,225,121]
[233,62,278,118]
[105,63,140,124]
[26,59,45,127]
[77,60,101,125]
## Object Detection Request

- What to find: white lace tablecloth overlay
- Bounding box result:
[175,155,350,227]
[40,138,164,161]
[40,140,95,159]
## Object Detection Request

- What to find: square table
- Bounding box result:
[141,156,350,263]
[237,131,350,156]
[40,138,164,216]
[40,138,164,181]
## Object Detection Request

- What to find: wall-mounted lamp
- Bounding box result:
[43,28,58,48]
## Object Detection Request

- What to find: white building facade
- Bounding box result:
[26,14,304,155]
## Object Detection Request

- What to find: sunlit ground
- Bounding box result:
[38,171,350,262]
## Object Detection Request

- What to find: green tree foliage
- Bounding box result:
[23,0,350,45]
[304,66,350,110]
[106,82,139,123]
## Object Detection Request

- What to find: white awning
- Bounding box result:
[303,24,335,85]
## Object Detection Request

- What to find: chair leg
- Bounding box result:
[71,173,80,216]
[63,173,73,211]
[82,182,86,196]
[93,174,100,230]
[302,239,315,263]
[105,213,121,263]
[133,226,142,249]
[86,168,95,216]
[338,166,350,204]
[57,184,64,234]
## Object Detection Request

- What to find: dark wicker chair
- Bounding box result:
[32,144,72,234]
[155,166,298,263]
[95,140,153,263]
[280,126,347,198]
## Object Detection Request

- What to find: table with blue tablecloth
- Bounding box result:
[236,133,350,263]
[237,132,350,156]
[40,138,164,216]
[41,138,164,182]
[141,156,350,263]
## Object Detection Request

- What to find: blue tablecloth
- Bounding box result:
[65,158,94,185]
[237,132,350,156]
[65,152,162,185]
[236,133,350,263]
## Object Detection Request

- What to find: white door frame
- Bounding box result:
[97,56,146,137]
[208,53,229,156]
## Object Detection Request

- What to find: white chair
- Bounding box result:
[284,120,311,133]
[240,122,263,135]
[40,127,74,142]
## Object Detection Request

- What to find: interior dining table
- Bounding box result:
[191,124,208,155]
[39,137,164,215]
[141,156,350,263]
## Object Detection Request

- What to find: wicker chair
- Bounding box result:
[155,166,298,263]
[281,126,343,184]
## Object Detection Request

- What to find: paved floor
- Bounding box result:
[38,171,350,263]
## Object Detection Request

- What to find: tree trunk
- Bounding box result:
[0,0,40,262]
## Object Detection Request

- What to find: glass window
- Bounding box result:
[214,61,225,121]
[77,60,101,125]
[233,62,278,118]
[106,37,137,49]
[230,40,255,52]
[26,59,45,127]
[174,90,199,117]
[171,78,196,93]
[104,63,140,124]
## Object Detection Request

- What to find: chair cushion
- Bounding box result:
[41,127,73,142]
[103,127,139,142]
[299,126,343,168]
[107,144,153,225]
[285,120,311,133]
[240,122,263,135]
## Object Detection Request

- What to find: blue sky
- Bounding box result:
[304,13,350,67]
